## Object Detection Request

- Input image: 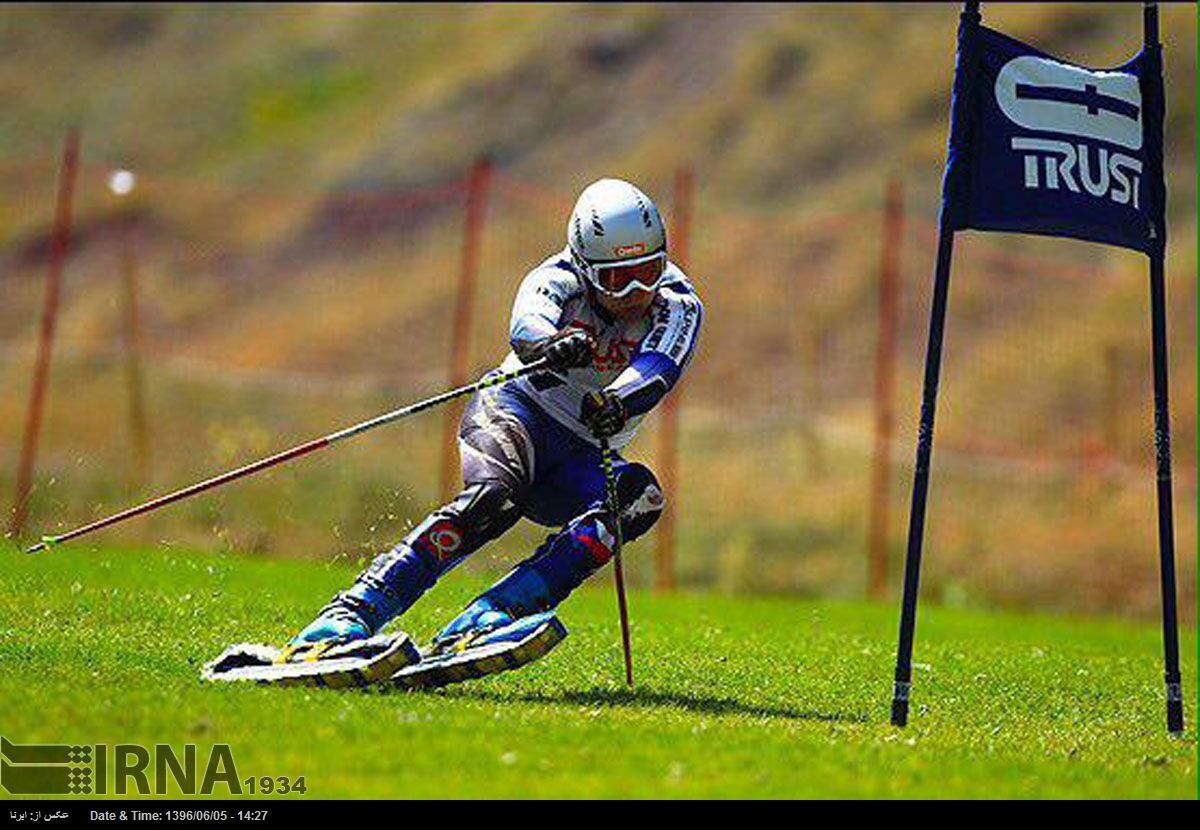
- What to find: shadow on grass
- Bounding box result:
[426,685,869,725]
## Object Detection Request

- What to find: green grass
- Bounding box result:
[0,543,1195,799]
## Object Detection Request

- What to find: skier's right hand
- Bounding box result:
[539,329,594,372]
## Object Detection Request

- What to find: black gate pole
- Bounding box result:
[1149,249,1184,736]
[889,0,979,729]
[1143,1,1184,736]
[889,226,956,728]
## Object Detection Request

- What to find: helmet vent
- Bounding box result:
[636,198,652,228]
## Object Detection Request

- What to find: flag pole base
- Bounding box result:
[1166,683,1184,736]
[890,681,911,727]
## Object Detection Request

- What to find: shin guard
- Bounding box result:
[442,464,664,635]
[337,480,521,632]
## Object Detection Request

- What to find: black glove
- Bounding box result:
[580,390,627,439]
[536,329,594,372]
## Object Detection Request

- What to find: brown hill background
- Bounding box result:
[1,3,1195,619]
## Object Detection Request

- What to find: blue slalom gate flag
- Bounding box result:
[892,4,1183,737]
[941,12,1166,256]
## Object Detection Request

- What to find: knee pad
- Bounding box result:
[467,467,662,618]
[611,463,665,542]
[409,479,521,566]
[345,480,521,626]
[474,468,663,618]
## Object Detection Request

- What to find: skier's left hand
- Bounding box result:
[580,390,627,439]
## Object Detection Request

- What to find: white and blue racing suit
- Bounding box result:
[325,248,703,637]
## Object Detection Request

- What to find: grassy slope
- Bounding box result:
[1,544,1194,799]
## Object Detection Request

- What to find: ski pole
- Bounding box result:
[25,358,551,554]
[599,436,634,688]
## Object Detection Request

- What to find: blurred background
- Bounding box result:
[1,3,1194,620]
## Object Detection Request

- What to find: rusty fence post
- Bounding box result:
[655,166,694,592]
[867,175,904,601]
[10,127,81,539]
[119,219,151,493]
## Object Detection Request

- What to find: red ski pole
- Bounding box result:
[25,358,549,554]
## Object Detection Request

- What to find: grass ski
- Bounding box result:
[392,612,567,690]
[202,632,420,688]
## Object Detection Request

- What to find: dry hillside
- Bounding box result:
[1,4,1195,616]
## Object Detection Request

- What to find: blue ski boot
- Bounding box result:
[290,592,375,646]
[291,492,511,648]
[429,596,515,655]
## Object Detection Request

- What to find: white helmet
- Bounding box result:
[567,178,668,298]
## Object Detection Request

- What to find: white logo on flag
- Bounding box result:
[995,56,1142,149]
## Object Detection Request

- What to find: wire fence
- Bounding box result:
[1,146,1195,619]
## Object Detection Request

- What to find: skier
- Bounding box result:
[292,177,703,653]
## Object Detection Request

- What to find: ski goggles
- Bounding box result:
[585,250,668,298]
